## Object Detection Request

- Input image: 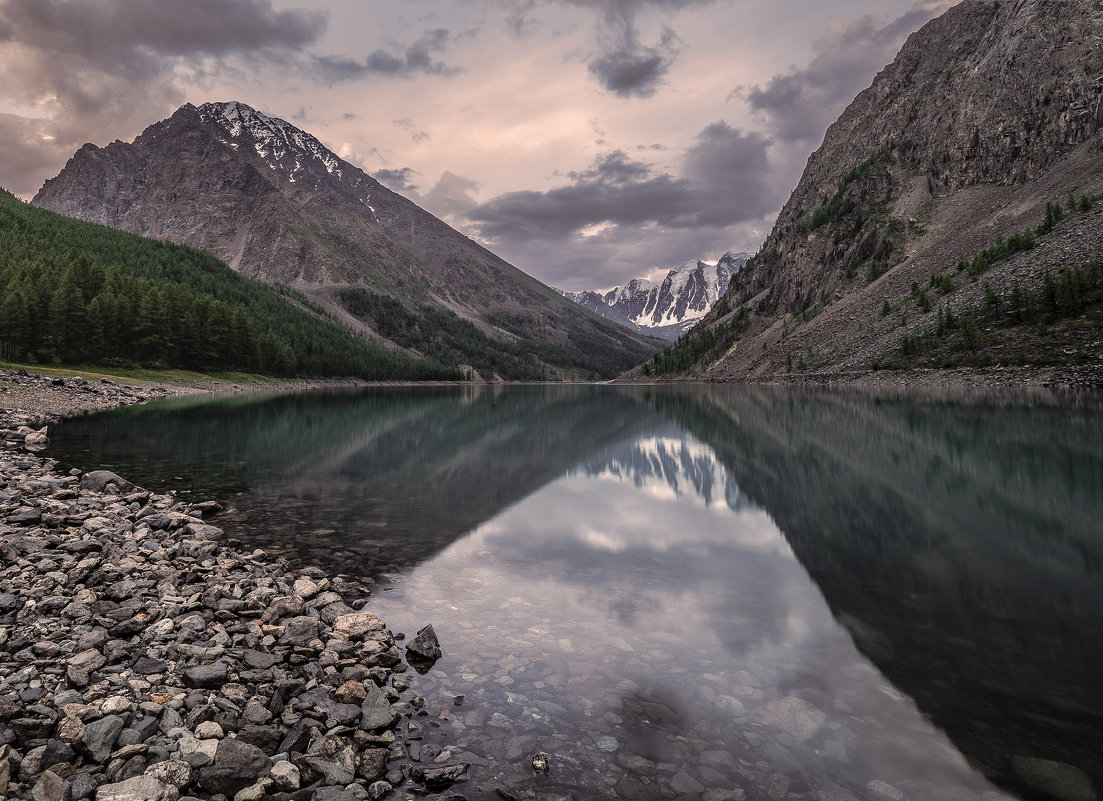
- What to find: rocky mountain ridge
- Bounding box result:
[646,0,1103,382]
[560,252,746,340]
[33,102,661,380]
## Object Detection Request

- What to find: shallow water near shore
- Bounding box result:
[47,384,1103,801]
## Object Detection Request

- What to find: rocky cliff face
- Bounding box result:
[661,0,1103,381]
[33,102,661,380]
[561,253,746,340]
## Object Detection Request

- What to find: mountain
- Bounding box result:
[560,252,747,340]
[32,101,662,381]
[0,188,456,380]
[644,0,1103,381]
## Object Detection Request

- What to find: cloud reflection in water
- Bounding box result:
[369,427,999,800]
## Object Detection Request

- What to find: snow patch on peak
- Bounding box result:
[614,278,654,304]
[559,251,749,340]
[197,100,348,184]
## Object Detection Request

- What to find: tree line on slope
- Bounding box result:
[0,190,461,380]
[876,194,1101,369]
[337,287,655,381]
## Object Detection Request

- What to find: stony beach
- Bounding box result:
[3,368,1083,801]
[0,370,457,801]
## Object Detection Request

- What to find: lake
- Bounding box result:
[46,384,1103,801]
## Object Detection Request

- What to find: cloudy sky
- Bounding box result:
[0,0,955,291]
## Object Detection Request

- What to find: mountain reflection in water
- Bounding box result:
[47,385,1103,801]
[642,386,1103,801]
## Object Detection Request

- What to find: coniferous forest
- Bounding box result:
[0,190,461,380]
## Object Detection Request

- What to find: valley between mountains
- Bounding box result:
[7,0,1103,388]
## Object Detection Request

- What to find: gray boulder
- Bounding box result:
[360,683,397,731]
[181,662,228,689]
[80,470,139,494]
[79,714,125,763]
[406,623,442,661]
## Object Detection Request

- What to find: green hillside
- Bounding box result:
[0,190,460,380]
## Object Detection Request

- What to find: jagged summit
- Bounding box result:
[560,252,748,340]
[195,101,348,186]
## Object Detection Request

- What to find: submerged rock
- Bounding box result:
[406,623,443,673]
[411,762,470,790]
[747,696,826,744]
[1012,756,1099,801]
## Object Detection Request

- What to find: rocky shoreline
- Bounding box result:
[0,374,459,801]
[623,364,1103,405]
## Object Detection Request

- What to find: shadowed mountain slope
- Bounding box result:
[642,0,1103,381]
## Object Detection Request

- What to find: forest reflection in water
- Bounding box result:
[47,384,1103,801]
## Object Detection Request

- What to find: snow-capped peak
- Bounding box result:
[559,252,749,340]
[197,101,348,185]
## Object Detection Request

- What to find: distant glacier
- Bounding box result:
[558,252,748,340]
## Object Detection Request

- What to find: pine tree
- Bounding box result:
[47,268,89,362]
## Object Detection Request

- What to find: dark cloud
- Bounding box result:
[740,5,943,143]
[312,29,462,82]
[375,167,419,193]
[579,2,699,98]
[555,0,717,19]
[683,122,775,226]
[460,118,782,288]
[375,169,482,221]
[587,24,679,98]
[0,0,327,196]
[468,122,775,242]
[498,0,716,96]
[0,0,324,64]
[468,151,690,240]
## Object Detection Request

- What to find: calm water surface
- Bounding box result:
[47,385,1103,801]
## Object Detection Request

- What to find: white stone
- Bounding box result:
[747,696,825,743]
[293,577,319,599]
[194,721,224,739]
[102,696,134,715]
[234,779,273,801]
[145,760,192,789]
[270,760,300,791]
[97,775,179,801]
[718,695,746,715]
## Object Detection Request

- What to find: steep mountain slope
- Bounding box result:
[0,189,457,379]
[560,252,746,340]
[645,0,1103,381]
[33,102,661,380]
